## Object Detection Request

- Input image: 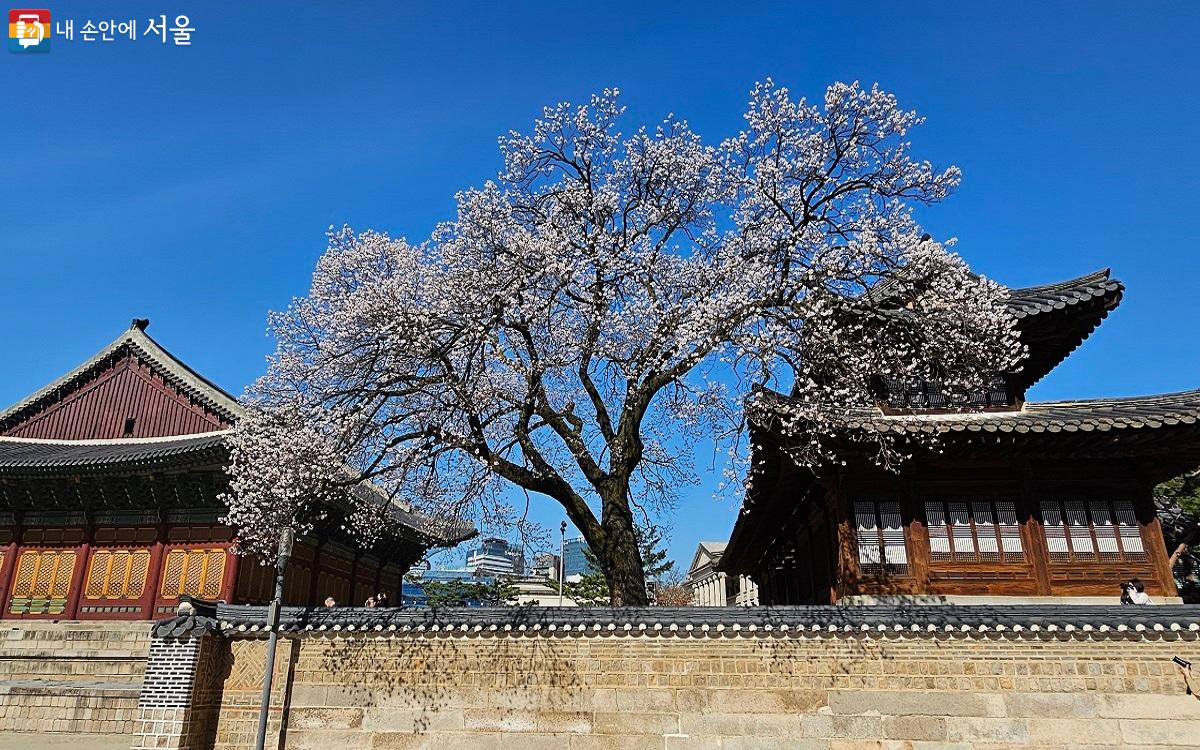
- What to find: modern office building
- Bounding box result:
[562,537,594,579]
[465,536,525,576]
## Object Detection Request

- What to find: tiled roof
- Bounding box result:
[868,269,1124,392]
[0,432,228,474]
[1005,269,1124,320]
[870,267,1122,320]
[0,321,244,428]
[0,433,475,546]
[752,388,1200,438]
[154,598,1200,640]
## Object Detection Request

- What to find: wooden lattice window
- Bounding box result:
[1041,499,1146,563]
[924,500,1024,563]
[159,548,226,599]
[854,500,908,574]
[11,550,76,598]
[84,549,151,600]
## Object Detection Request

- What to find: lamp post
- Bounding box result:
[253,526,294,750]
[558,521,567,606]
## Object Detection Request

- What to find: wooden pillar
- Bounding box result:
[903,470,931,593]
[373,555,384,598]
[827,471,857,603]
[1137,479,1179,599]
[307,541,323,606]
[65,512,94,620]
[221,542,241,604]
[0,513,26,620]
[141,521,168,620]
[1019,460,1052,596]
[348,551,361,605]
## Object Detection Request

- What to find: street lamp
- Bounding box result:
[558,521,567,607]
[253,526,294,750]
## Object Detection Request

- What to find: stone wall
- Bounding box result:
[182,621,1200,750]
[0,620,151,736]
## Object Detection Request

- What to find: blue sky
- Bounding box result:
[3,1,1198,570]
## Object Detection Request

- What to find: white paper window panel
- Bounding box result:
[884,541,907,565]
[971,501,996,527]
[995,501,1019,525]
[925,502,947,527]
[854,501,879,534]
[1113,500,1138,527]
[952,524,976,553]
[858,543,881,565]
[1043,505,1069,556]
[1000,526,1024,552]
[929,532,951,555]
[1069,527,1095,554]
[977,533,999,555]
[1119,526,1145,553]
[948,502,970,525]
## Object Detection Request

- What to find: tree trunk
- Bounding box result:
[1169,541,1189,570]
[597,489,649,606]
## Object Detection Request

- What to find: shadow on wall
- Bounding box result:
[298,604,584,735]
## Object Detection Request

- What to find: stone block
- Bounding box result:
[944,717,1029,744]
[679,712,806,738]
[1026,717,1119,744]
[615,689,676,712]
[1003,691,1099,719]
[282,729,370,750]
[1098,692,1200,719]
[708,689,828,714]
[569,735,660,750]
[828,690,1006,718]
[536,711,593,733]
[462,710,539,732]
[287,707,364,730]
[363,708,466,732]
[1120,718,1200,745]
[882,715,946,741]
[722,739,830,750]
[593,711,680,735]
[664,733,722,750]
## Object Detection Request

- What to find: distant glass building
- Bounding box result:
[466,537,525,576]
[563,537,594,578]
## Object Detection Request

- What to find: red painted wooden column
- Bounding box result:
[64,519,94,620]
[307,542,323,606]
[141,523,168,620]
[348,552,361,606]
[0,522,22,621]
[221,541,241,603]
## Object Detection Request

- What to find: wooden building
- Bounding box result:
[720,270,1193,604]
[0,320,474,620]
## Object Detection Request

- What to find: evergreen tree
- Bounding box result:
[566,524,676,605]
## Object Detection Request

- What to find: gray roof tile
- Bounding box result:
[150,599,1200,639]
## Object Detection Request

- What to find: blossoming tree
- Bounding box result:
[224,81,1022,605]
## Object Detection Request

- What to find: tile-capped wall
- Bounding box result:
[177,627,1200,750]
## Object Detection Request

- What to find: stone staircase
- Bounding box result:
[0,620,152,737]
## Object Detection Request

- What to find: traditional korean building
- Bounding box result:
[0,320,474,620]
[720,270,1194,604]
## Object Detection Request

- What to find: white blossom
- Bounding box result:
[223,81,1021,599]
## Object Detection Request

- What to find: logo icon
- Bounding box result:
[9,9,49,52]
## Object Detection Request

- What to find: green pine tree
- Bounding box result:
[565,523,675,606]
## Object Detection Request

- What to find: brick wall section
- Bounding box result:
[0,620,151,736]
[184,630,1200,750]
[130,635,228,750]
